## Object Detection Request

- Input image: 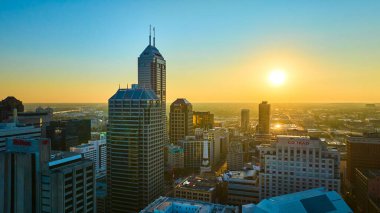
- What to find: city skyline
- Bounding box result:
[1,1,380,103]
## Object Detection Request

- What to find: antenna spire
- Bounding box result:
[149,25,152,45]
[118,83,120,89]
[153,27,156,47]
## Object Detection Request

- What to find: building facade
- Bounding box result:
[223,170,260,205]
[0,121,41,152]
[193,111,214,130]
[107,87,165,212]
[70,137,107,179]
[169,98,193,144]
[258,135,341,199]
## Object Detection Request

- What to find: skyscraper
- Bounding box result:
[241,109,250,132]
[138,26,166,117]
[258,101,270,135]
[169,98,193,144]
[107,87,165,212]
[193,111,214,130]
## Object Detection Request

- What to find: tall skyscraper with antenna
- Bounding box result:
[138,26,166,118]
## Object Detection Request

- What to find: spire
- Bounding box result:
[153,27,156,47]
[149,25,152,45]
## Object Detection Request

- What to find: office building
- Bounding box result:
[107,87,165,212]
[193,111,214,130]
[96,180,107,213]
[0,115,41,152]
[169,98,193,144]
[353,168,380,212]
[165,144,184,170]
[242,188,352,213]
[0,138,95,213]
[174,176,219,203]
[346,132,380,186]
[241,109,250,132]
[258,135,340,199]
[178,136,208,169]
[227,142,244,171]
[46,119,91,151]
[258,101,270,135]
[138,26,166,117]
[0,96,24,122]
[205,128,229,166]
[223,170,260,205]
[70,137,107,179]
[140,196,238,213]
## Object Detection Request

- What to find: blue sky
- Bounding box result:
[1,0,380,102]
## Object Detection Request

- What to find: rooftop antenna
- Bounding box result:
[118,83,120,89]
[127,83,129,89]
[153,27,156,47]
[149,25,152,45]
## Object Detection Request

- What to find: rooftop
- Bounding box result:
[140,196,238,213]
[244,188,352,213]
[49,151,82,168]
[176,176,217,192]
[109,88,158,101]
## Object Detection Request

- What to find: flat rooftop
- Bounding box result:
[176,176,217,192]
[140,196,238,213]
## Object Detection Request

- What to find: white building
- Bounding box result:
[0,121,41,152]
[70,137,106,178]
[204,128,229,166]
[258,135,340,199]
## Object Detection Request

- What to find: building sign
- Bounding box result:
[13,139,32,146]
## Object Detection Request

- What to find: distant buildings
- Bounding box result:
[174,176,220,203]
[140,196,238,213]
[258,135,340,199]
[169,98,193,144]
[241,109,250,132]
[353,168,380,212]
[258,101,270,135]
[346,132,380,186]
[46,119,91,151]
[242,188,352,213]
[193,111,214,130]
[107,87,165,212]
[70,136,107,179]
[205,128,229,166]
[223,170,260,205]
[0,138,95,213]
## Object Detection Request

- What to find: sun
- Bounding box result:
[269,69,286,86]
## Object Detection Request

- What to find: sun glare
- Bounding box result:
[269,69,286,86]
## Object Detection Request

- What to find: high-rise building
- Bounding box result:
[0,138,95,213]
[46,119,91,151]
[169,98,193,144]
[242,188,352,213]
[258,101,270,135]
[138,26,166,117]
[107,87,165,212]
[227,142,244,171]
[346,132,380,185]
[258,136,340,199]
[241,109,250,132]
[70,137,107,179]
[193,111,214,130]
[205,128,229,166]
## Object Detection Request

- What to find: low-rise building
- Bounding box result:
[242,188,352,213]
[174,176,219,203]
[223,170,260,205]
[140,196,238,213]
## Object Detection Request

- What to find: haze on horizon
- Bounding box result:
[1,0,380,103]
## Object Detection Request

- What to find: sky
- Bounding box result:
[0,0,380,103]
